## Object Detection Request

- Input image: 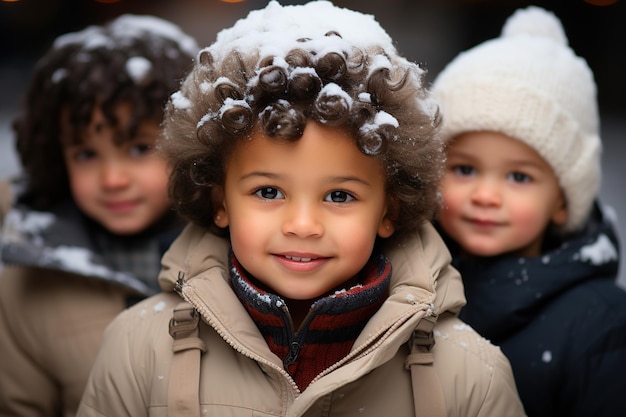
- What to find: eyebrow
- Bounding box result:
[448,150,545,169]
[328,175,372,187]
[239,171,280,181]
[239,171,373,186]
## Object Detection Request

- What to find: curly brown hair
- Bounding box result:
[13,15,197,210]
[162,32,444,242]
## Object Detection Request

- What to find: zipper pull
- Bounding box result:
[174,271,185,294]
[283,341,301,368]
[428,303,437,318]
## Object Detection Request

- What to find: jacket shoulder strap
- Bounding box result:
[404,311,446,417]
[167,301,446,416]
[168,301,206,417]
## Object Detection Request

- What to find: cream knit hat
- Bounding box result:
[431,6,601,233]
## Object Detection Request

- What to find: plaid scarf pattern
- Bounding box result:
[230,252,391,391]
[92,213,183,295]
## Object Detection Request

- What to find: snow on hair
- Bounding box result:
[161,3,444,241]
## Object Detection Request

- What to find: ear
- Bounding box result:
[377,216,395,238]
[377,198,398,238]
[551,191,568,226]
[211,186,229,228]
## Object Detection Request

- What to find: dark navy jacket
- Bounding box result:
[440,202,626,417]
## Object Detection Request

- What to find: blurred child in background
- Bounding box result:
[432,6,626,417]
[0,14,197,417]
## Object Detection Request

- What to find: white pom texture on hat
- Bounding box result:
[432,6,602,233]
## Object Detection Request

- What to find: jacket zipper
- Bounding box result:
[177,281,301,394]
[309,303,432,385]
[283,340,301,368]
[281,304,310,369]
[176,275,435,392]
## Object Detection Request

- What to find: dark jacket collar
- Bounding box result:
[439,201,620,342]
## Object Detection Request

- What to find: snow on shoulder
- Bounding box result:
[207,1,399,62]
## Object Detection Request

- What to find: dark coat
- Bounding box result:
[442,202,626,417]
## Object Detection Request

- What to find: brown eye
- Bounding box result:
[255,187,283,200]
[325,190,354,203]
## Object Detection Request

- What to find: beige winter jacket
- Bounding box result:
[0,201,131,416]
[78,222,526,417]
[0,265,132,417]
[0,180,172,417]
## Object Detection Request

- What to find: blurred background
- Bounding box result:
[1,0,624,287]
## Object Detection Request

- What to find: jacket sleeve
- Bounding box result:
[77,314,141,417]
[0,272,60,417]
[432,315,527,417]
[0,265,134,417]
[77,293,181,417]
[475,339,528,417]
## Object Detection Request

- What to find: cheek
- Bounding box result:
[439,185,463,217]
[142,173,170,200]
[437,186,465,237]
[227,211,269,259]
[66,167,93,203]
[332,219,377,262]
[130,160,171,202]
[508,201,551,232]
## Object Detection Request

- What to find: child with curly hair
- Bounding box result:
[77,2,525,416]
[0,14,197,417]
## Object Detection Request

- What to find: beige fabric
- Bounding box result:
[167,302,206,417]
[78,222,526,417]
[0,267,131,417]
[0,180,13,225]
[0,180,137,417]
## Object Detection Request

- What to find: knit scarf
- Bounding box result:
[230,252,391,391]
[92,211,183,295]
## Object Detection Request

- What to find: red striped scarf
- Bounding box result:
[230,252,391,391]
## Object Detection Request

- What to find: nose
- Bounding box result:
[281,200,324,238]
[100,160,131,190]
[470,177,501,207]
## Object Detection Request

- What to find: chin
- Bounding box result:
[103,223,145,236]
[464,244,506,258]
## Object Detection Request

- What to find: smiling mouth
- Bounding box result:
[277,254,328,272]
[284,255,315,262]
[104,200,139,212]
[468,218,501,227]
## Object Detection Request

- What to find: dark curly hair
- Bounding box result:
[162,32,443,242]
[13,15,197,209]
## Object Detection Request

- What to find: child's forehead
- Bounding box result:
[238,120,347,151]
[60,102,159,144]
[228,121,386,179]
[447,131,556,171]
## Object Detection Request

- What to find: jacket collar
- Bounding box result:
[158,220,465,337]
[453,202,620,342]
[158,221,465,401]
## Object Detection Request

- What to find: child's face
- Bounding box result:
[214,120,394,301]
[62,104,172,235]
[438,131,567,257]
